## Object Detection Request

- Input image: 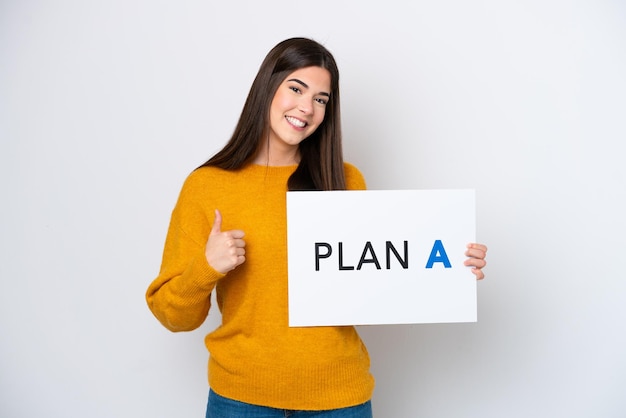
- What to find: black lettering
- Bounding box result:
[338,242,355,270]
[315,242,332,271]
[357,241,381,270]
[386,241,409,269]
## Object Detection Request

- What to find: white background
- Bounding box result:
[1,1,624,417]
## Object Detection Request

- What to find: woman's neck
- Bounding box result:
[252,144,300,167]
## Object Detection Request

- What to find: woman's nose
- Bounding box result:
[298,99,313,114]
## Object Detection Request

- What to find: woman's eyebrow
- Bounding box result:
[287,78,330,97]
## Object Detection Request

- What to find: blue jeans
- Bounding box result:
[206,389,373,418]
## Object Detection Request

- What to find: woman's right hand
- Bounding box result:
[205,209,246,274]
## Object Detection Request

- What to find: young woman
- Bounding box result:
[146,37,488,418]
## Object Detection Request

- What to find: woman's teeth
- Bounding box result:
[286,116,306,128]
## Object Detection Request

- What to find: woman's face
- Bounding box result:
[267,66,332,157]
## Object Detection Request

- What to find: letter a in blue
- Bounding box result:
[425,240,452,268]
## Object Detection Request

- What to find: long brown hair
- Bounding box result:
[199,37,346,190]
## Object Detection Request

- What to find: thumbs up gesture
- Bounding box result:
[205,209,246,274]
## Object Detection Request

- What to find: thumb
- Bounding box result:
[210,209,222,235]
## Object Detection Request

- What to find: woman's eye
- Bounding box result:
[289,86,301,94]
[315,97,328,105]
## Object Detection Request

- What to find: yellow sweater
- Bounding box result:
[146,163,375,410]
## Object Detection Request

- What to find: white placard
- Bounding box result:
[287,189,476,326]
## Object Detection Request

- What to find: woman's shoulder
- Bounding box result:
[176,165,231,198]
[343,162,367,190]
[185,165,230,183]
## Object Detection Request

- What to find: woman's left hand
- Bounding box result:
[464,243,488,280]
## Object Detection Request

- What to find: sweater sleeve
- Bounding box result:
[146,173,225,332]
[344,162,367,191]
